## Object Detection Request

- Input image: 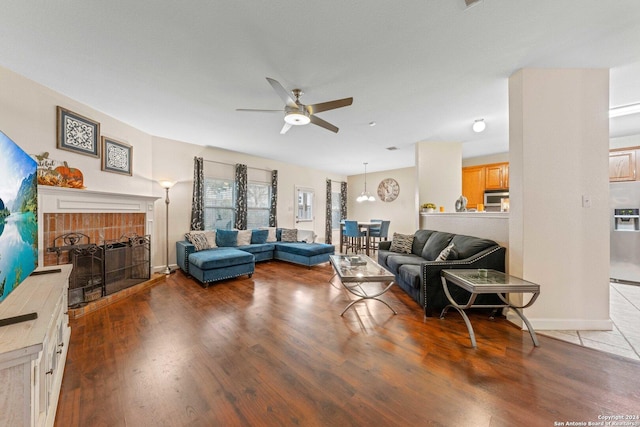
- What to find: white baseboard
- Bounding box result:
[506,312,613,331]
[152,264,178,274]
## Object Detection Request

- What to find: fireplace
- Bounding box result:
[103,234,151,296]
[48,232,151,308]
[38,186,160,309]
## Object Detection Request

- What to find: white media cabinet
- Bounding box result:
[0,265,71,427]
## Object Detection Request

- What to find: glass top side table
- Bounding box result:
[440,269,540,348]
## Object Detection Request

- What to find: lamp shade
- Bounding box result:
[159,180,175,189]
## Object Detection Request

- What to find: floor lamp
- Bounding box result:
[159,181,175,275]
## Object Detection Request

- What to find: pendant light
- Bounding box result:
[356,162,375,202]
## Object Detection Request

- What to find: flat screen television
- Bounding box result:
[0,130,38,304]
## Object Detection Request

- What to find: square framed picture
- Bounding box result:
[57,106,101,157]
[101,137,132,176]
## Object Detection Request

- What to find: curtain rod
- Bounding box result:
[203,159,272,173]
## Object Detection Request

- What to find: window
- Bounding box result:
[331,191,342,230]
[296,187,314,222]
[247,181,271,229]
[204,178,235,230]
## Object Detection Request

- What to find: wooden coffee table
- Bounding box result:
[329,254,397,316]
[440,269,541,348]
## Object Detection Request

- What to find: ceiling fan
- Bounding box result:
[237,77,353,134]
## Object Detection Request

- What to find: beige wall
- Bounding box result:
[415,141,463,213]
[0,65,346,272]
[0,66,154,195]
[347,167,417,236]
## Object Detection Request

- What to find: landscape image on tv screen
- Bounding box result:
[0,130,38,303]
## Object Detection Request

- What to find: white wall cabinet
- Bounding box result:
[0,265,71,427]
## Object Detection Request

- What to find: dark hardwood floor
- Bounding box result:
[55,261,640,427]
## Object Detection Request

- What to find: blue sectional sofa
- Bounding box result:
[176,228,335,287]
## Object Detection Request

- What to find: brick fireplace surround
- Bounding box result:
[38,186,161,317]
[43,212,146,266]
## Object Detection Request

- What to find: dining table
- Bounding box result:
[339,221,381,256]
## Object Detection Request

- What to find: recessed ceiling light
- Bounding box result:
[386,146,398,151]
[472,119,486,133]
[369,121,377,127]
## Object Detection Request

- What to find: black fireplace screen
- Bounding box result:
[48,233,151,308]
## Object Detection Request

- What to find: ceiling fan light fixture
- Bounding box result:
[284,111,311,125]
[472,118,486,133]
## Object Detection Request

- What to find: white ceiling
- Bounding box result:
[1,1,639,175]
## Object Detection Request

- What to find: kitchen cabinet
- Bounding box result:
[485,163,509,190]
[462,162,509,209]
[462,166,485,209]
[609,149,637,182]
[0,265,71,427]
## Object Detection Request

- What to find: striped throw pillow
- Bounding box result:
[389,233,414,254]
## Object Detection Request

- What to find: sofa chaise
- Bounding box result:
[176,228,335,287]
[378,229,506,316]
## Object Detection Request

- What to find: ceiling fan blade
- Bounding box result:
[236,108,282,112]
[280,122,292,134]
[309,115,339,133]
[266,77,298,108]
[306,97,353,115]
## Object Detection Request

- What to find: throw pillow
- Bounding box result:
[281,228,298,242]
[185,230,217,249]
[258,226,277,242]
[389,233,414,254]
[216,229,238,247]
[251,229,269,244]
[236,229,252,246]
[421,232,454,261]
[189,233,210,251]
[435,243,455,261]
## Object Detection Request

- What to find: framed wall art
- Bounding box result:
[101,136,132,176]
[56,106,101,157]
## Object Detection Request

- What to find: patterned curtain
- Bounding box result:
[269,170,278,227]
[340,181,348,220]
[235,163,248,229]
[325,179,332,244]
[190,157,204,231]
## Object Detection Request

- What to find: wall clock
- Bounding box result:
[377,178,400,202]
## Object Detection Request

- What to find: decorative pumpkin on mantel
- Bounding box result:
[55,161,84,188]
[33,152,85,189]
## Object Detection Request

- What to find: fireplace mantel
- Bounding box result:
[37,186,161,266]
[38,186,160,213]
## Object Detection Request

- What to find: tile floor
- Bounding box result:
[539,282,640,361]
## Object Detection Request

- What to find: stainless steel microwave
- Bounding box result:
[484,191,509,211]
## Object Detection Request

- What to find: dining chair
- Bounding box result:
[343,220,366,253]
[369,218,382,231]
[369,220,390,249]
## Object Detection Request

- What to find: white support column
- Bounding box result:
[415,141,462,220]
[508,68,611,330]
